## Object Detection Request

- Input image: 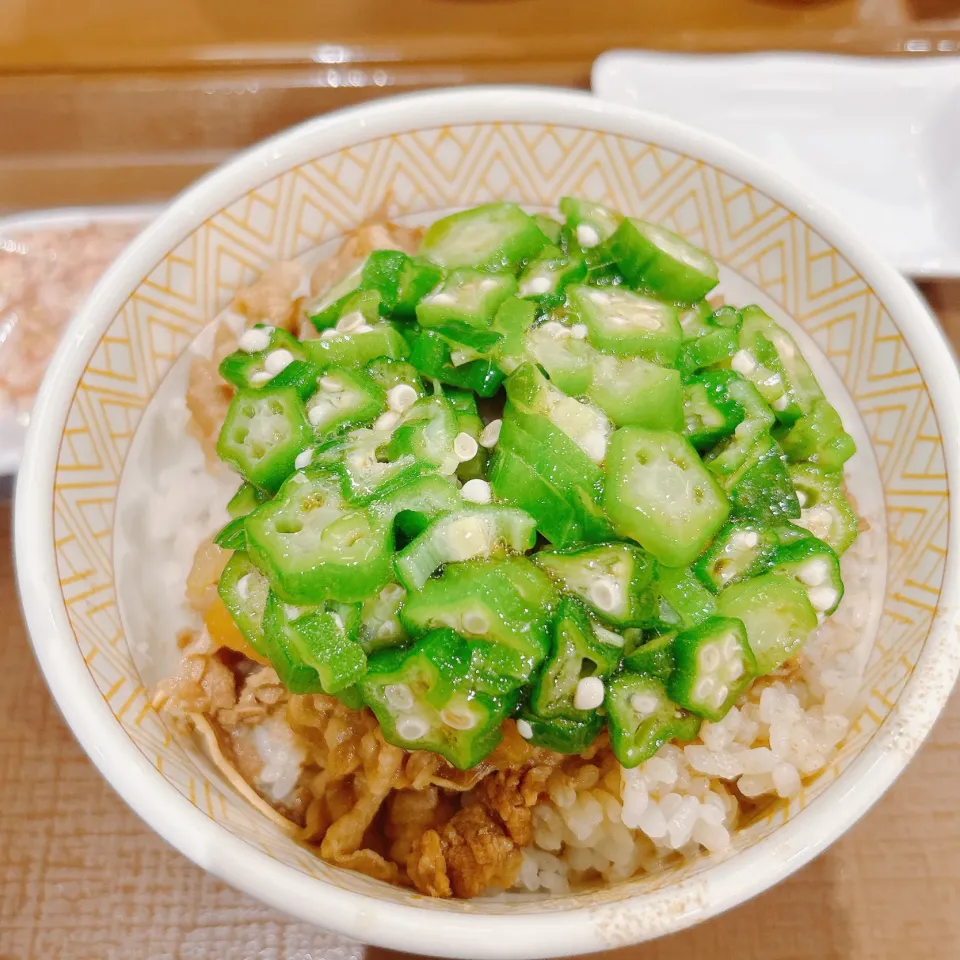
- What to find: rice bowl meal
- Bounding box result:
[152,197,879,899]
[18,88,958,956]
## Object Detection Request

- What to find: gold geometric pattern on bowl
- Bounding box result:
[52,123,946,910]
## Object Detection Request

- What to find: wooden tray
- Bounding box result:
[1,0,958,209]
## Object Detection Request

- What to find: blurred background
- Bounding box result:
[2,0,959,210]
[2,1,959,958]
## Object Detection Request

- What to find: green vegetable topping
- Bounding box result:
[205,198,858,769]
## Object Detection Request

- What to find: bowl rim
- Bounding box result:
[14,85,960,958]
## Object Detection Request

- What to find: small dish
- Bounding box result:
[592,51,960,278]
[0,204,156,476]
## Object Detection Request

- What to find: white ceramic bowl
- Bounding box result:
[15,87,960,958]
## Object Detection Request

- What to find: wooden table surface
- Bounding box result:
[1,283,958,958]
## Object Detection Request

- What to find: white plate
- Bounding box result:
[592,51,960,278]
[0,204,159,476]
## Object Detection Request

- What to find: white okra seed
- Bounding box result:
[576,223,600,248]
[454,432,479,462]
[396,716,430,740]
[479,419,502,448]
[238,327,272,353]
[387,384,418,413]
[574,677,605,711]
[264,348,294,374]
[461,478,492,504]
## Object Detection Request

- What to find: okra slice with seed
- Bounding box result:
[528,320,684,430]
[533,541,657,628]
[361,629,517,770]
[524,319,595,397]
[678,300,713,339]
[304,323,409,368]
[245,468,393,604]
[717,573,818,675]
[734,311,855,471]
[605,670,702,768]
[693,520,779,592]
[514,709,604,754]
[773,521,815,547]
[377,394,461,473]
[677,316,740,377]
[667,616,757,721]
[416,269,517,350]
[769,536,844,616]
[518,252,587,310]
[357,582,409,654]
[393,505,537,591]
[279,601,367,695]
[310,286,382,334]
[364,357,425,398]
[305,366,386,440]
[610,217,719,304]
[401,557,556,687]
[259,593,327,695]
[420,202,549,272]
[369,472,463,538]
[681,374,746,451]
[407,328,506,397]
[218,552,271,657]
[567,284,682,365]
[709,371,776,439]
[444,387,489,483]
[677,302,742,372]
[506,363,613,464]
[220,325,312,393]
[333,426,418,503]
[559,197,622,249]
[530,597,621,722]
[216,385,314,494]
[734,305,822,424]
[246,359,321,402]
[701,376,776,479]
[307,263,364,330]
[789,463,859,554]
[604,426,730,567]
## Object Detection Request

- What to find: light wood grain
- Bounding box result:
[1,0,958,212]
[1,0,957,71]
